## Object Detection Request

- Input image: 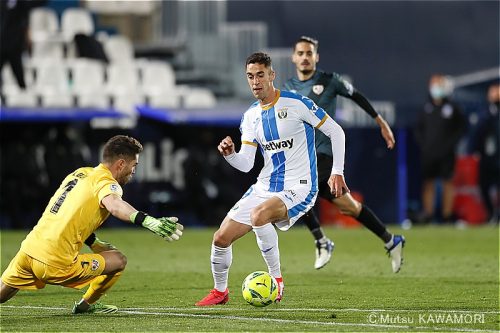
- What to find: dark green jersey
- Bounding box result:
[283,70,354,156]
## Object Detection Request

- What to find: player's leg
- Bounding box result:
[0,251,46,303]
[0,281,19,303]
[196,217,252,306]
[250,196,289,301]
[307,153,335,269]
[72,251,127,314]
[333,194,391,242]
[332,192,405,273]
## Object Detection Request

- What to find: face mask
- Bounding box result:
[430,85,445,99]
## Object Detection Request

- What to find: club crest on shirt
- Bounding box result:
[312,84,324,95]
[277,107,288,119]
[91,259,100,271]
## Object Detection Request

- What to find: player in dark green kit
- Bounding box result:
[284,36,405,272]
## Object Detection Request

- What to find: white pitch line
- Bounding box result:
[1,305,497,333]
[4,305,498,314]
[123,306,500,315]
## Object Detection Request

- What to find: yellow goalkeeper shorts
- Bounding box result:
[1,251,106,290]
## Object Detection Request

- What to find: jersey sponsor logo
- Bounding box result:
[312,84,324,95]
[277,107,288,119]
[300,180,307,184]
[262,138,294,152]
[110,184,119,192]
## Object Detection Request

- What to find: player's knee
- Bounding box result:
[118,252,127,271]
[110,252,127,272]
[213,230,231,247]
[338,201,362,217]
[250,207,266,227]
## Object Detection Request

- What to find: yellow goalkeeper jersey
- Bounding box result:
[20,164,123,269]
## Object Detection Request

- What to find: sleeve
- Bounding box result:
[349,91,379,118]
[95,174,123,208]
[332,73,354,98]
[316,117,346,175]
[299,97,346,175]
[225,111,258,172]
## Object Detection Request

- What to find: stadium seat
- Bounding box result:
[103,35,134,64]
[29,7,59,43]
[1,64,38,107]
[139,60,179,108]
[61,8,94,42]
[90,92,139,129]
[105,62,139,96]
[71,59,108,108]
[31,40,65,63]
[181,86,217,108]
[34,60,73,107]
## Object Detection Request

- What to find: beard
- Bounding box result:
[299,68,314,76]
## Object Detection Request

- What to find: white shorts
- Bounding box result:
[227,183,318,231]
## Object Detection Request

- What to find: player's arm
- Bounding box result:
[218,136,257,173]
[84,233,117,253]
[101,194,183,242]
[316,115,349,197]
[347,90,395,149]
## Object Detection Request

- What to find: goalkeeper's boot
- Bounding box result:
[275,277,284,303]
[72,301,118,314]
[314,238,334,269]
[386,235,405,273]
[195,288,229,306]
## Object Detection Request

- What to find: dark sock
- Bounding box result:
[357,205,392,243]
[302,210,324,241]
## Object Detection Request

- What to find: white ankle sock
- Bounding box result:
[211,244,232,292]
[253,223,281,278]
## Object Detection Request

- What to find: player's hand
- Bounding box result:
[327,174,349,198]
[376,116,395,149]
[218,136,235,156]
[90,237,117,253]
[142,216,184,242]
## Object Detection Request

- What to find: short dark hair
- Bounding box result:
[245,52,272,68]
[294,36,319,51]
[102,135,143,163]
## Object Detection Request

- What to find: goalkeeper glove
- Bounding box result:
[130,211,184,241]
[84,233,117,253]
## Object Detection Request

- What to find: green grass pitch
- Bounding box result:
[1,225,498,332]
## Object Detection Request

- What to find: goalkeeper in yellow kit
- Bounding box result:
[0,135,183,314]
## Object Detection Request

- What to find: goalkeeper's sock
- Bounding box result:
[82,271,123,304]
[211,244,232,292]
[253,223,281,278]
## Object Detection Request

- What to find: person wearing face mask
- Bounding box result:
[471,83,499,224]
[415,74,467,224]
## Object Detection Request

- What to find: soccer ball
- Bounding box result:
[241,271,278,307]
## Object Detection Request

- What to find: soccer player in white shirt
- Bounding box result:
[195,52,347,306]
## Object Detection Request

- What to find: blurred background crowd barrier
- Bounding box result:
[0,0,498,228]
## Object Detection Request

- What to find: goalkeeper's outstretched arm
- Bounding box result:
[101,194,183,241]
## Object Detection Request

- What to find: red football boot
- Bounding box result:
[275,277,284,302]
[195,288,229,306]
